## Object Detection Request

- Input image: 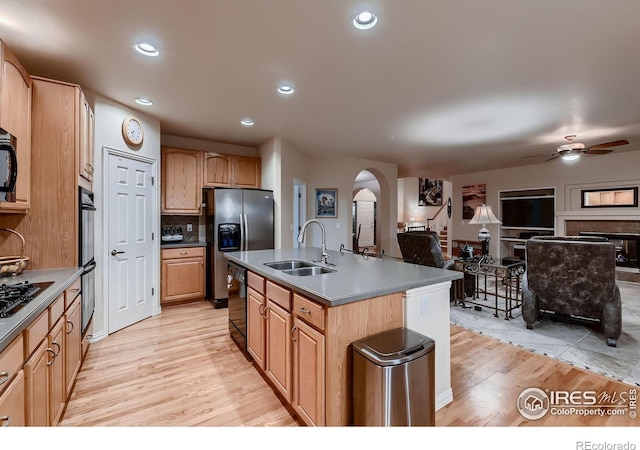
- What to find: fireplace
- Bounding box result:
[565,220,640,282]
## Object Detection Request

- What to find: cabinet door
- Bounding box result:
[233,156,261,188]
[24,339,50,426]
[65,297,82,397]
[49,319,65,426]
[161,147,203,214]
[247,287,266,369]
[265,300,292,402]
[203,153,232,187]
[0,42,31,211]
[292,317,325,426]
[161,256,205,303]
[79,91,94,184]
[0,370,25,427]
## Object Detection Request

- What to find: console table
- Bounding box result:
[453,259,525,319]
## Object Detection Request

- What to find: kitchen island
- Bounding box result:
[225,247,462,426]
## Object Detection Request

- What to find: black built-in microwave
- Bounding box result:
[0,127,18,203]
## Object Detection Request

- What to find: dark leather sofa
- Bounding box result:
[522,236,622,347]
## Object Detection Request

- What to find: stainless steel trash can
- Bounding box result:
[352,327,435,426]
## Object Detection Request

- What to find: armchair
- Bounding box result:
[522,236,622,347]
[397,231,455,270]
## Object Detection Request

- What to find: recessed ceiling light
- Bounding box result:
[135,98,154,106]
[277,84,295,95]
[353,11,378,30]
[134,42,159,57]
[240,118,254,126]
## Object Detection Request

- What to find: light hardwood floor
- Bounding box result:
[61,301,637,427]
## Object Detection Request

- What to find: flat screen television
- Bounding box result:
[501,197,554,228]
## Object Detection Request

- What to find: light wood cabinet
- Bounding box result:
[265,299,292,403]
[161,246,205,304]
[0,370,25,427]
[21,277,83,427]
[292,315,325,426]
[161,147,203,214]
[247,286,266,369]
[244,270,403,426]
[24,339,50,426]
[0,77,87,269]
[64,296,82,402]
[203,153,261,188]
[0,39,32,212]
[78,90,95,188]
[48,318,65,426]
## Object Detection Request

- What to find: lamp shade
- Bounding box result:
[468,204,501,225]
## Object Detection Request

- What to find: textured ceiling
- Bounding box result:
[1,0,639,177]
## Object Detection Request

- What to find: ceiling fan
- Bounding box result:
[523,135,630,162]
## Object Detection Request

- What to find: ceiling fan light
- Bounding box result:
[561,152,581,162]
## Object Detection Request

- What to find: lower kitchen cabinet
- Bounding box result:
[265,299,292,403]
[49,318,65,426]
[0,370,25,426]
[65,297,82,396]
[245,271,403,426]
[24,339,50,426]
[247,286,266,369]
[292,316,325,426]
[161,247,205,305]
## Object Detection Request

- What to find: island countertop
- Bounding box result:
[224,247,462,307]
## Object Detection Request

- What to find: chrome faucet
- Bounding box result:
[297,219,329,265]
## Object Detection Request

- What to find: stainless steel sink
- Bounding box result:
[283,266,336,276]
[264,260,316,270]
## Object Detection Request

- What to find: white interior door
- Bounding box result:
[356,201,375,248]
[107,153,155,334]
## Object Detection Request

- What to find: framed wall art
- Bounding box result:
[419,178,443,206]
[462,183,486,219]
[315,188,338,218]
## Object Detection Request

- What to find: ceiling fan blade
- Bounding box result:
[545,154,560,162]
[520,153,551,159]
[584,148,613,155]
[588,140,629,150]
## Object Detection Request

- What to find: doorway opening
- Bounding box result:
[353,170,381,253]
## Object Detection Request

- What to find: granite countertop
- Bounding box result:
[0,267,83,352]
[161,241,207,249]
[225,247,462,307]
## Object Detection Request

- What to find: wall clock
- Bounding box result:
[122,116,144,146]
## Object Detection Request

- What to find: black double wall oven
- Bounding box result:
[79,187,96,335]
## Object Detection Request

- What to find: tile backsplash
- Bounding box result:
[161,215,204,243]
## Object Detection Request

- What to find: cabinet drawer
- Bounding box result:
[48,294,65,329]
[64,278,81,309]
[0,334,23,395]
[266,280,291,311]
[293,294,325,331]
[161,246,205,260]
[23,309,48,359]
[247,271,265,294]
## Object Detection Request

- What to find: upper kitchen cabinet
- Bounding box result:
[203,153,261,188]
[78,90,95,188]
[161,147,203,215]
[0,40,32,212]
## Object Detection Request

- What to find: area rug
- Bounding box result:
[449,280,640,386]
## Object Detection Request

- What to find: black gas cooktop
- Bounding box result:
[0,281,54,318]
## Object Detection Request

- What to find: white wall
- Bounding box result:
[87,91,162,341]
[449,150,640,259]
[160,134,258,156]
[398,178,453,234]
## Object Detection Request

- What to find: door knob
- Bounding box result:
[111,250,125,256]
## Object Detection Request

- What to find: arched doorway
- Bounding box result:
[353,170,381,253]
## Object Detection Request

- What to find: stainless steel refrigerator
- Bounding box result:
[204,188,274,308]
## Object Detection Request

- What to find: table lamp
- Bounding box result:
[468,204,501,258]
